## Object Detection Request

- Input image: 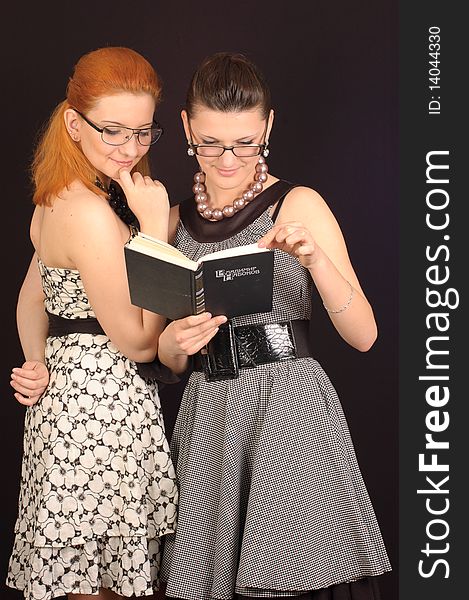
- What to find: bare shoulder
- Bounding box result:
[280,185,350,255]
[31,184,112,251]
[50,183,115,229]
[59,181,107,210]
[276,185,337,224]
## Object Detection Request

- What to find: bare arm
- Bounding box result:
[10,253,50,405]
[259,186,377,352]
[16,253,48,361]
[67,195,167,362]
[12,175,172,403]
[168,204,180,244]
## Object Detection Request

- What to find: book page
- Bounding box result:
[200,243,269,262]
[127,233,198,270]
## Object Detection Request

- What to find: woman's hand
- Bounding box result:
[258,221,323,269]
[158,312,227,373]
[117,170,170,237]
[10,360,49,406]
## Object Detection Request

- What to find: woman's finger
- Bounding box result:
[12,368,42,381]
[14,392,40,406]
[259,221,309,245]
[116,169,133,191]
[169,321,224,350]
[257,228,280,248]
[178,312,213,328]
[131,171,144,185]
[297,244,315,256]
[187,314,227,334]
[178,313,227,330]
[10,379,46,396]
[186,327,221,354]
[11,373,47,389]
[284,230,310,247]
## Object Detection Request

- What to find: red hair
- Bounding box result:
[32,46,162,206]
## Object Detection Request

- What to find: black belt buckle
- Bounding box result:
[200,322,239,382]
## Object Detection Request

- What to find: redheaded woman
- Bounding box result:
[6,47,182,600]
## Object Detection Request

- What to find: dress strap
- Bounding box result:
[271,196,286,223]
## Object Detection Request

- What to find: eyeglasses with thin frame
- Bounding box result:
[188,121,268,157]
[74,110,163,146]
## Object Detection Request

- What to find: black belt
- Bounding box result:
[193,319,313,381]
[46,311,179,385]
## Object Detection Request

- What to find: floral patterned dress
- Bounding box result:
[6,259,178,600]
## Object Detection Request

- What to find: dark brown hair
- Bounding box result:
[186,52,271,119]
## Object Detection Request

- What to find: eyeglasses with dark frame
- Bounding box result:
[74,110,163,146]
[188,121,268,157]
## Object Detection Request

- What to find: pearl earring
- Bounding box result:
[262,145,270,158]
[187,145,195,156]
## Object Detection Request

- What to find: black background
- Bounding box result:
[0,2,398,599]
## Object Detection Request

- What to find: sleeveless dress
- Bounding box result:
[160,180,391,599]
[7,259,178,600]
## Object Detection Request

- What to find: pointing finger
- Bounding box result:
[131,172,144,185]
[117,169,133,190]
[258,229,279,248]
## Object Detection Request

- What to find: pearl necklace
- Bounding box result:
[193,157,269,221]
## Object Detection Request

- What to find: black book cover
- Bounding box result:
[124,244,274,320]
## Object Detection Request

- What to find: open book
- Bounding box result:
[124,232,274,320]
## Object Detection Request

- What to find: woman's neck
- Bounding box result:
[96,170,111,190]
[203,171,258,209]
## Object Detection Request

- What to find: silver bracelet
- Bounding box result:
[323,280,354,314]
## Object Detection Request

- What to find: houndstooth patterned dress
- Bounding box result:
[160,181,391,599]
[7,259,178,600]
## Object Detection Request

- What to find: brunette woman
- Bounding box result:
[156,52,391,600]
